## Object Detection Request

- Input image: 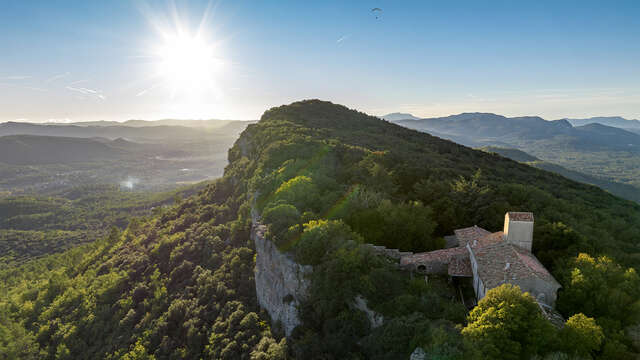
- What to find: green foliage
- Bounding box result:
[262,203,301,247]
[294,220,361,265]
[462,284,555,360]
[273,175,320,212]
[0,183,207,268]
[3,100,640,359]
[560,313,604,358]
[0,176,284,359]
[557,253,640,328]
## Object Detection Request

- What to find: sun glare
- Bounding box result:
[139,3,227,114]
[155,32,222,97]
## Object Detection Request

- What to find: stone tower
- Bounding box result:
[504,212,534,251]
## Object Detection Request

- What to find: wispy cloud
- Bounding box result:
[46,72,70,83]
[135,83,161,97]
[336,34,351,45]
[66,85,106,100]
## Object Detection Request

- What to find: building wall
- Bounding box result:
[467,244,486,300]
[504,219,533,251]
[510,278,560,307]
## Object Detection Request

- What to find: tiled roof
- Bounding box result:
[400,246,467,266]
[454,226,491,247]
[444,235,458,249]
[448,256,472,277]
[471,241,559,289]
[476,231,505,247]
[508,212,534,222]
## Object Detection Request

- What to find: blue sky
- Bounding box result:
[1,0,639,122]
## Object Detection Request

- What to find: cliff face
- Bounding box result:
[252,220,311,337]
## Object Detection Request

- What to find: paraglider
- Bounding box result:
[371,7,382,19]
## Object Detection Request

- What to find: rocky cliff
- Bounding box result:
[252,217,311,337]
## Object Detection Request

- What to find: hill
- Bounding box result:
[396,112,640,203]
[396,112,640,149]
[66,119,255,128]
[0,135,128,164]
[1,100,638,359]
[479,146,539,162]
[566,116,640,129]
[0,120,251,194]
[481,146,640,203]
[381,112,420,121]
[0,121,251,141]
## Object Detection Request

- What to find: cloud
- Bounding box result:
[66,85,106,100]
[136,83,161,97]
[46,72,70,83]
[336,34,351,45]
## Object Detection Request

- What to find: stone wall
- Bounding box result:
[252,219,311,337]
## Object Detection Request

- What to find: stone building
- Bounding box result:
[400,212,561,307]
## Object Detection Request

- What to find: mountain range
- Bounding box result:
[0,120,253,141]
[394,112,640,150]
[564,116,640,129]
[388,112,640,204]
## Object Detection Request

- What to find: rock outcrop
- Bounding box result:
[252,219,311,337]
[353,295,384,329]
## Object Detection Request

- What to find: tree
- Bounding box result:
[262,203,301,247]
[295,220,361,265]
[556,253,640,327]
[273,176,320,212]
[559,313,603,358]
[462,284,555,360]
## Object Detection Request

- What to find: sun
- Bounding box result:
[138,2,227,111]
[155,31,222,97]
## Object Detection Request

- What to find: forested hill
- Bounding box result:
[2,100,639,359]
[0,135,128,164]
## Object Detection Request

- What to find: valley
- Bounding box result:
[0,120,252,195]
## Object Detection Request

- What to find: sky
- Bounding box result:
[1,0,639,122]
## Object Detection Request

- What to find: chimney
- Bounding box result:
[504,212,534,251]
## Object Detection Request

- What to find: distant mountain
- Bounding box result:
[395,112,640,203]
[0,135,128,165]
[381,112,420,121]
[565,116,640,129]
[65,119,253,128]
[0,120,253,141]
[396,112,640,150]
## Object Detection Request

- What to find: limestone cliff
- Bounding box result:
[252,219,311,337]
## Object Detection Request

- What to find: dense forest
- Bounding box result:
[0,183,206,269]
[1,100,639,359]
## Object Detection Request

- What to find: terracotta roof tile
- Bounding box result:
[454,226,491,247]
[400,246,467,266]
[508,212,534,222]
[448,256,472,277]
[472,241,559,289]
